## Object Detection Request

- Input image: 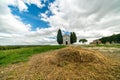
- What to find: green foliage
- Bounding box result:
[70,32,77,44]
[100,34,120,44]
[70,32,74,44]
[79,39,87,43]
[73,32,77,43]
[57,29,63,44]
[0,45,65,67]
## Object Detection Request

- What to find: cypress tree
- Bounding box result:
[70,32,77,44]
[73,32,77,43]
[70,32,74,44]
[57,29,63,45]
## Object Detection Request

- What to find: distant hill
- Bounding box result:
[99,33,120,44]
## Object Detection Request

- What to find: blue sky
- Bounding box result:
[0,0,120,45]
[8,0,55,31]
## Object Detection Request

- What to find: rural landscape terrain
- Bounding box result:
[0,44,120,80]
[0,0,120,80]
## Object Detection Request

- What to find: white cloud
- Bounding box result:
[0,2,30,33]
[17,0,28,12]
[0,0,120,45]
[41,0,120,43]
[0,6,57,45]
[0,0,57,45]
[1,0,45,12]
[23,0,45,8]
[1,0,28,12]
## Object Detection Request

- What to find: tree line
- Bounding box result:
[99,34,120,44]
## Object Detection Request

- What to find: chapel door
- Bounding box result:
[66,41,68,45]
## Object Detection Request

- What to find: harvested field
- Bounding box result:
[0,46,120,80]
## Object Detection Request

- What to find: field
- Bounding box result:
[0,44,120,80]
[0,45,65,67]
[81,44,120,61]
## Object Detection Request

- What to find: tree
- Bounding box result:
[79,39,87,44]
[73,32,77,43]
[70,32,77,44]
[99,33,120,44]
[57,29,63,45]
[70,32,74,44]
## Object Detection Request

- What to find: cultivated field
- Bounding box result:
[0,45,120,80]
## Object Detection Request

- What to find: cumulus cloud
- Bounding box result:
[2,0,27,12]
[40,0,120,43]
[23,0,45,8]
[0,0,120,45]
[0,2,30,33]
[2,0,45,12]
[0,0,57,45]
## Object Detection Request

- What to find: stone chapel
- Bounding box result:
[63,35,71,45]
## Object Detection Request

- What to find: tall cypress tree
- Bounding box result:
[57,29,63,45]
[70,32,74,44]
[70,32,77,44]
[73,32,77,43]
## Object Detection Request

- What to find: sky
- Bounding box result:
[0,0,120,45]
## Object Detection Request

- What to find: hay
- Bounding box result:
[56,47,107,64]
[25,47,113,80]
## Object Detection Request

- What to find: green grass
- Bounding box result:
[0,45,65,67]
[0,46,21,50]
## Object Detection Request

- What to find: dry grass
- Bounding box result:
[56,47,108,64]
[85,47,120,62]
[0,46,120,80]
